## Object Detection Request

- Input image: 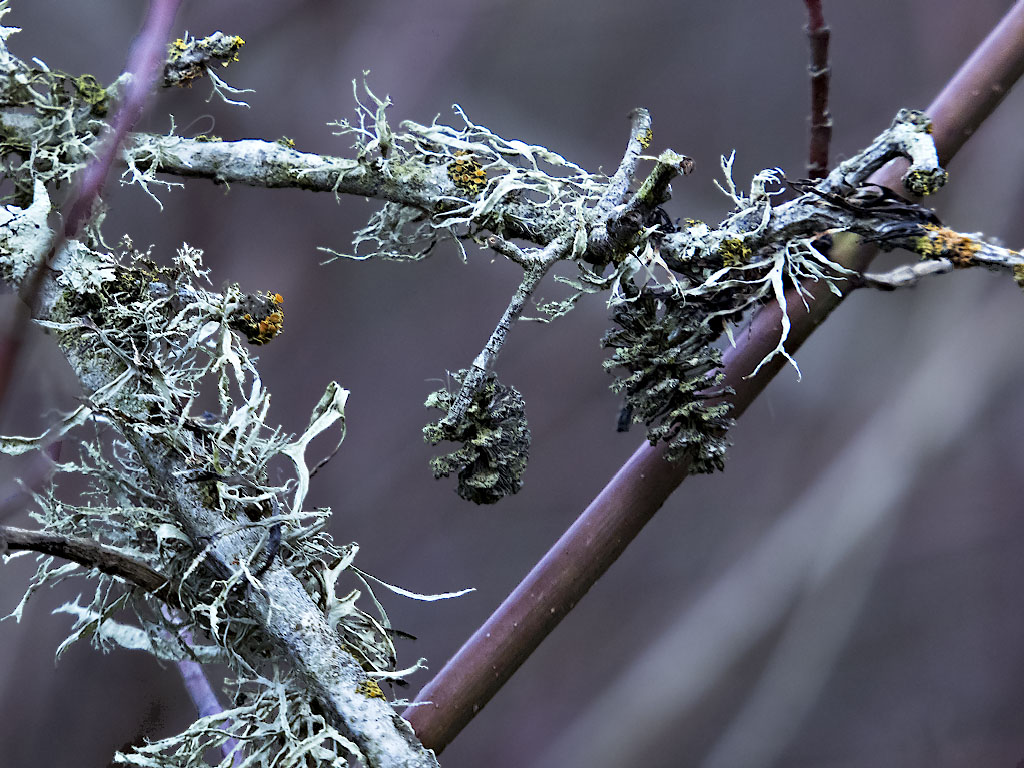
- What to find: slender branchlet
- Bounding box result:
[0,524,174,601]
[804,0,832,178]
[443,237,566,427]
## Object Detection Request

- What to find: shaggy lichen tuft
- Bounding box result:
[423,369,531,504]
[603,288,734,472]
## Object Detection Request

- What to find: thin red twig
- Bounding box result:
[804,0,832,178]
[404,0,1024,753]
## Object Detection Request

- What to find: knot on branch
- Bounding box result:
[229,290,285,345]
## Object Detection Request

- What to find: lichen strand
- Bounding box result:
[423,370,530,504]
[602,289,734,472]
[334,88,607,260]
[914,223,982,267]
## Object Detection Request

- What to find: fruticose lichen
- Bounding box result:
[423,369,530,504]
[602,287,733,471]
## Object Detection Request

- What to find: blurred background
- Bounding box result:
[2,1,1024,766]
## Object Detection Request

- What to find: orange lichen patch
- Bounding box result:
[914,224,981,268]
[355,679,385,699]
[231,291,285,345]
[446,150,487,196]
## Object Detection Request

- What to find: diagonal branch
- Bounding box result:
[402,0,1024,753]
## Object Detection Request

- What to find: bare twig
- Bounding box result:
[593,107,652,220]
[0,524,174,603]
[443,238,565,427]
[804,0,832,178]
[403,0,1024,752]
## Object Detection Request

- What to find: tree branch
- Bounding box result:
[403,0,1024,752]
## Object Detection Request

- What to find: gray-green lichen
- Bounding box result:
[423,369,530,504]
[602,288,733,471]
[0,177,50,284]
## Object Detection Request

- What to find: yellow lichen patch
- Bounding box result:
[447,150,488,196]
[1012,264,1024,293]
[638,127,653,149]
[719,237,752,267]
[904,167,947,196]
[355,679,385,699]
[71,73,108,115]
[276,137,296,149]
[915,223,981,267]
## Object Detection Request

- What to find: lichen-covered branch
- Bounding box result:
[404,0,1024,745]
[3,79,1003,504]
[2,1,1015,514]
[0,189,439,766]
[858,227,1024,289]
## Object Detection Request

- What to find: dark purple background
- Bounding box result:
[2,2,1024,766]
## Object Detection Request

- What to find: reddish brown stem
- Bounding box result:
[804,0,832,178]
[803,0,825,30]
[405,0,1024,753]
